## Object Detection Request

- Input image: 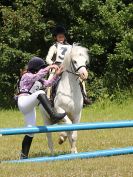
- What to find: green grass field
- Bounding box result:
[0,99,133,177]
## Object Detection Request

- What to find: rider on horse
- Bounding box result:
[46,25,91,105]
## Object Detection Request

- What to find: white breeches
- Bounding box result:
[18,90,45,137]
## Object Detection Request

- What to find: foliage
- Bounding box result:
[0,0,133,108]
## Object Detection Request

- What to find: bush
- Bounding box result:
[0,0,133,108]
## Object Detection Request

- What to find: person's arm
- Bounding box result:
[27,65,59,83]
[46,45,57,65]
[42,75,59,87]
[42,66,64,87]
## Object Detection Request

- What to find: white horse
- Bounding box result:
[40,44,89,154]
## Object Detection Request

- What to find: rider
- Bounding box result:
[46,25,91,105]
[46,25,71,99]
[46,25,70,66]
[17,57,66,159]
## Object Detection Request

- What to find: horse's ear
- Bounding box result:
[72,43,75,47]
[72,42,80,47]
[84,48,90,55]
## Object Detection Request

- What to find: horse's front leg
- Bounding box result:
[55,107,72,145]
[69,112,82,153]
[39,105,54,155]
[58,116,72,144]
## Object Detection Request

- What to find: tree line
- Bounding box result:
[0,0,133,108]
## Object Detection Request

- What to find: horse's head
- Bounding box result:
[70,44,89,80]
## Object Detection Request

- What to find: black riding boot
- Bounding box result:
[20,135,33,159]
[37,94,66,123]
[80,82,92,105]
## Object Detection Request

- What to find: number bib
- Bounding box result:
[56,44,72,63]
[29,81,43,94]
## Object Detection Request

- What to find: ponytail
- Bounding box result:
[20,68,27,77]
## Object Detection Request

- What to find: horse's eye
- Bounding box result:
[73,60,77,64]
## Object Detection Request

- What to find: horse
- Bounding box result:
[40,44,89,154]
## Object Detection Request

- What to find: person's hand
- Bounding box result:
[56,66,64,76]
[49,64,59,71]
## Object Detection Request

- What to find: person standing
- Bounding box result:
[17,57,66,159]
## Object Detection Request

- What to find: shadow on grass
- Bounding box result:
[30,150,70,158]
[1,151,70,162]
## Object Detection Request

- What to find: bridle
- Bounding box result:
[66,58,86,78]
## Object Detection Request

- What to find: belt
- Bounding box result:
[19,91,32,95]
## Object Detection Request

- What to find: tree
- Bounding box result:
[0,0,132,108]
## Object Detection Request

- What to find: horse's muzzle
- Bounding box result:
[78,67,88,80]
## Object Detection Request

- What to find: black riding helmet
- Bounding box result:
[52,26,66,37]
[28,57,46,73]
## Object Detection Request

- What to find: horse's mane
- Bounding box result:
[63,43,89,69]
[71,43,89,62]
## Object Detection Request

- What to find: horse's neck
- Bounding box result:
[58,63,80,95]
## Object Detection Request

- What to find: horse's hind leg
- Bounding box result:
[67,130,78,153]
[46,132,54,155]
[44,121,54,155]
[44,120,54,155]
[40,105,54,155]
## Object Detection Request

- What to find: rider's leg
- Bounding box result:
[18,90,54,159]
[37,93,66,123]
[18,96,37,159]
[20,135,33,159]
[18,90,66,124]
[80,80,92,105]
[47,69,55,99]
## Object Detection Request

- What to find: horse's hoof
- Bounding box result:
[58,136,64,144]
[58,136,67,145]
[71,148,78,154]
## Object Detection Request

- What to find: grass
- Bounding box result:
[0,98,133,177]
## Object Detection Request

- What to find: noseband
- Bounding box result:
[66,58,86,77]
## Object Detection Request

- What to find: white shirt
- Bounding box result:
[46,42,72,65]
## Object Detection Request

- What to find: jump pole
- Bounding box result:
[0,120,133,136]
[4,147,133,163]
